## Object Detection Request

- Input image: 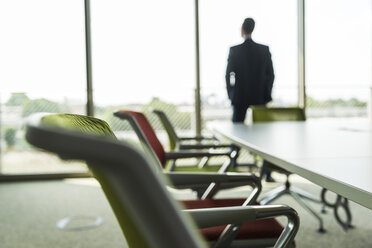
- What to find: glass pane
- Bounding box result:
[200,0,298,124]
[0,0,88,174]
[91,0,196,147]
[306,0,372,118]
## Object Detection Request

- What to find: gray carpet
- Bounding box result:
[0,180,126,248]
[1,177,372,248]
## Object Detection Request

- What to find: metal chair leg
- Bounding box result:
[291,186,323,204]
[260,180,326,232]
[259,185,287,205]
[290,191,326,233]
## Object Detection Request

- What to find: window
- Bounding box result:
[306,0,372,118]
[90,0,196,145]
[200,0,298,124]
[0,0,87,174]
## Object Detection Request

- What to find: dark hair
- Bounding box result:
[242,18,255,34]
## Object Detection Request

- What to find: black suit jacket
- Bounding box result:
[226,39,274,107]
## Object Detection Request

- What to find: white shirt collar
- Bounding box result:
[243,34,252,40]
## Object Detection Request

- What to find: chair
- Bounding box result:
[114,110,238,173]
[116,110,268,199]
[251,107,306,123]
[153,109,258,169]
[26,113,299,248]
[251,106,325,232]
[152,109,227,150]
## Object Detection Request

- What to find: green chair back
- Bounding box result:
[26,113,206,248]
[41,114,148,247]
[251,107,306,122]
[152,110,180,150]
[42,114,116,137]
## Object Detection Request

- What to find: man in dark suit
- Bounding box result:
[226,18,275,181]
[226,18,274,123]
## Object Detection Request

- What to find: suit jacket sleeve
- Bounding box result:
[225,48,235,101]
[264,47,275,102]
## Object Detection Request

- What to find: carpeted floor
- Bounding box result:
[1,176,371,248]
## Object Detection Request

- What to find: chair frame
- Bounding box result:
[153,109,257,170]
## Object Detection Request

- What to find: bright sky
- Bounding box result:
[0,0,371,105]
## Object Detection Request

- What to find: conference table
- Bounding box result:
[209,118,372,227]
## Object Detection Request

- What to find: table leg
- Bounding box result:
[321,188,354,231]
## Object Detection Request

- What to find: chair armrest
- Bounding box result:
[178,144,232,150]
[165,172,261,203]
[185,205,299,248]
[165,150,231,160]
[179,135,218,141]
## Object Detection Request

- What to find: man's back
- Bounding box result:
[226,39,274,107]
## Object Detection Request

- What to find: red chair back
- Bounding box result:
[116,110,166,166]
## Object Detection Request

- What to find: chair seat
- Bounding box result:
[182,198,283,241]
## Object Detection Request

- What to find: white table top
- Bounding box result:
[209,119,372,210]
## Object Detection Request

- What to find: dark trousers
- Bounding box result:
[261,160,273,179]
[232,105,249,123]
